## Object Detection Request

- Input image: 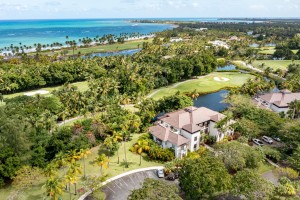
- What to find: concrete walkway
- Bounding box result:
[234,61,285,80]
[78,166,164,200]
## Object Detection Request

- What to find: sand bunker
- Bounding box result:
[214,77,230,82]
[25,90,49,96]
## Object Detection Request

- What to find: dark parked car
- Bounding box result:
[165,173,175,181]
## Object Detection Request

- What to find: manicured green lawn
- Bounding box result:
[0,133,162,200]
[3,81,89,99]
[258,46,298,55]
[252,60,300,70]
[150,72,255,100]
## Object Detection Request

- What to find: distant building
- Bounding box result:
[170,38,183,43]
[208,40,230,49]
[229,36,240,41]
[253,89,300,113]
[149,107,235,158]
[195,28,208,31]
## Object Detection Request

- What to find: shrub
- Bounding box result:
[261,146,281,162]
[275,167,299,180]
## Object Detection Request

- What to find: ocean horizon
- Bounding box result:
[0,18,257,50]
[0,18,173,49]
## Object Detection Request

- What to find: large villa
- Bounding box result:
[254,89,300,113]
[149,106,234,158]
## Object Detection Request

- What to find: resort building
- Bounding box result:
[208,40,230,49]
[149,106,235,158]
[170,37,183,42]
[254,89,300,113]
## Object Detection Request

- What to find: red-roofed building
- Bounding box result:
[254,89,300,113]
[149,107,235,158]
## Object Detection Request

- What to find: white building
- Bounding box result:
[149,107,234,158]
[208,40,230,49]
[170,38,183,43]
[254,89,300,113]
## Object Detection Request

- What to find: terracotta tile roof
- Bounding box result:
[182,124,202,133]
[149,125,189,146]
[149,125,169,141]
[159,107,224,129]
[259,90,300,108]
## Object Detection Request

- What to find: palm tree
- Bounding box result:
[187,89,200,100]
[113,133,123,164]
[78,149,91,178]
[94,154,109,175]
[43,176,64,200]
[103,136,114,166]
[66,149,81,165]
[67,163,82,196]
[288,100,300,119]
[136,140,150,166]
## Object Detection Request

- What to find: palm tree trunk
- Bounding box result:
[69,183,72,200]
[124,138,128,168]
[140,154,142,166]
[83,158,86,178]
[117,148,120,164]
[74,183,77,195]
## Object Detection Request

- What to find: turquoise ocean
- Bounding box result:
[0,18,253,49]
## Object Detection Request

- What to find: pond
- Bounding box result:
[193,90,229,112]
[83,48,141,58]
[216,64,236,71]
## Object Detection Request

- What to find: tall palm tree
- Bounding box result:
[136,140,150,166]
[66,163,82,196]
[78,149,91,178]
[104,136,114,166]
[94,154,109,175]
[113,133,123,164]
[43,176,64,200]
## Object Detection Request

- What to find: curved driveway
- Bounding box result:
[101,170,166,200]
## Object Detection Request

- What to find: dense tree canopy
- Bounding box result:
[179,155,231,199]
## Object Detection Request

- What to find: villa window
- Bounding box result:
[194,137,197,141]
[194,144,197,150]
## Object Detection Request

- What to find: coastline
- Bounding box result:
[0,35,155,57]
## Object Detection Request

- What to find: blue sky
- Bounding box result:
[0,0,299,19]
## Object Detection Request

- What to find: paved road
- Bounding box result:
[98,170,177,200]
[262,170,279,185]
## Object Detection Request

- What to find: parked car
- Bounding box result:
[262,136,273,144]
[253,139,264,146]
[272,136,281,142]
[165,173,175,181]
[157,169,165,178]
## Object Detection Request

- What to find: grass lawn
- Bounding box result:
[32,39,152,56]
[0,133,162,200]
[150,72,255,100]
[257,161,276,174]
[252,60,300,70]
[258,46,298,55]
[3,81,89,99]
